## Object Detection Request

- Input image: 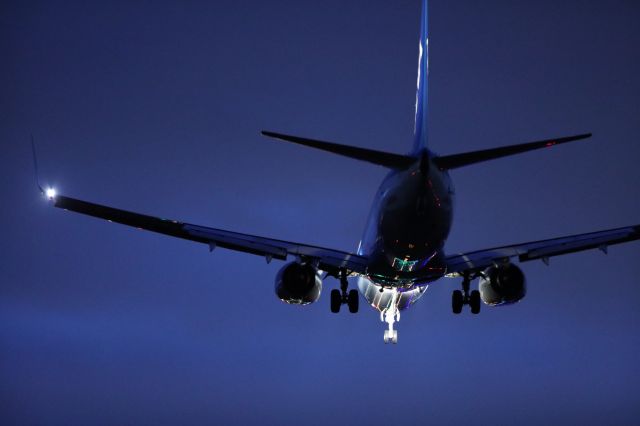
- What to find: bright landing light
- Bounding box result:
[45,187,56,199]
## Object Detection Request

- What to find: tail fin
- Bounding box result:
[412,0,429,154]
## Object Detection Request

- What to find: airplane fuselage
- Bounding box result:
[357,151,454,311]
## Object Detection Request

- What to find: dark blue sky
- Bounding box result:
[2,0,640,424]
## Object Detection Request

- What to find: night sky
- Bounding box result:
[2,0,640,424]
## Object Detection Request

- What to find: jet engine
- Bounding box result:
[478,263,526,306]
[275,262,322,305]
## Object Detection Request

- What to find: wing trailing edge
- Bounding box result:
[50,194,369,275]
[445,223,640,275]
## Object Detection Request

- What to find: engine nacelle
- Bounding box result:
[478,263,527,306]
[275,262,322,305]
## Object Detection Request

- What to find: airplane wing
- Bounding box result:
[49,194,369,275]
[445,224,640,275]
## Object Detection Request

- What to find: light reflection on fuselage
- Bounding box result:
[357,276,429,313]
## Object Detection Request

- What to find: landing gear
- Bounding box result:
[330,289,341,313]
[381,290,400,344]
[384,329,398,344]
[347,289,359,313]
[330,270,359,313]
[470,289,481,314]
[452,274,481,314]
[452,290,463,314]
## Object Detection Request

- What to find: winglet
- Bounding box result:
[31,135,57,200]
[30,134,44,195]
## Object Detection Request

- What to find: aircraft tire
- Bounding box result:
[347,289,359,313]
[452,290,463,314]
[330,289,341,313]
[470,290,481,314]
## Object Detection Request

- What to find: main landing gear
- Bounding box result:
[330,270,359,314]
[452,274,481,314]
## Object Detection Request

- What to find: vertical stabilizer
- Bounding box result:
[412,0,429,153]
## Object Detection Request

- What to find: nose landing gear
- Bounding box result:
[330,269,359,313]
[381,290,400,344]
[452,274,481,314]
[381,306,400,344]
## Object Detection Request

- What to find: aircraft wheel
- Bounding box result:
[470,290,481,314]
[384,330,398,344]
[452,290,463,314]
[330,289,341,313]
[347,289,359,313]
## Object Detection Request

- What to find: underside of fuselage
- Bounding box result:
[357,276,428,312]
[358,153,454,290]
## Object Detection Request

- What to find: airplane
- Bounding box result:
[35,0,639,344]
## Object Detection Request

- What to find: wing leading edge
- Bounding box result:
[51,194,368,275]
[445,224,640,275]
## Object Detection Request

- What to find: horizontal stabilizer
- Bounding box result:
[261,131,416,169]
[433,133,592,169]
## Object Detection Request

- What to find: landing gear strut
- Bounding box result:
[330,269,359,313]
[452,274,481,314]
[381,290,400,344]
